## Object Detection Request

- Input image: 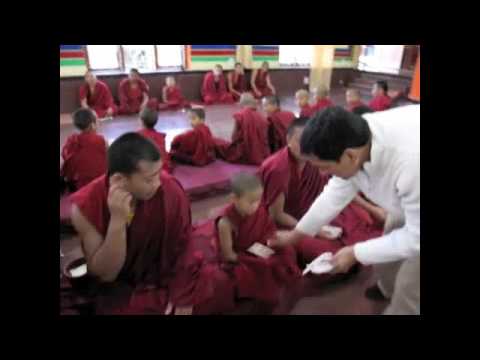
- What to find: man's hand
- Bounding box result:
[174,306,193,315]
[107,180,132,223]
[267,230,301,248]
[330,246,357,274]
[371,206,387,224]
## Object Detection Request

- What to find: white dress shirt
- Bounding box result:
[296,105,420,265]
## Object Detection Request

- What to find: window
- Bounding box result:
[156,45,183,68]
[87,45,185,72]
[358,45,405,75]
[122,45,156,71]
[279,45,313,66]
[86,45,120,70]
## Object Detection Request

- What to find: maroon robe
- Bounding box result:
[228,72,247,101]
[299,104,316,118]
[69,173,224,314]
[159,85,190,110]
[170,123,216,166]
[118,78,149,115]
[369,94,392,112]
[253,70,273,98]
[79,80,117,118]
[215,107,271,165]
[137,128,172,173]
[212,204,300,304]
[60,131,107,190]
[201,72,234,105]
[267,109,296,153]
[313,98,334,112]
[347,100,367,112]
[259,147,383,264]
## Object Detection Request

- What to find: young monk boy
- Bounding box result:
[160,76,190,110]
[170,108,216,166]
[60,108,107,191]
[201,64,235,105]
[137,107,172,173]
[213,172,300,307]
[312,86,335,112]
[345,88,367,112]
[118,68,150,115]
[369,80,392,112]
[70,133,229,315]
[262,95,295,153]
[79,71,117,120]
[215,93,270,165]
[227,62,247,102]
[260,117,385,265]
[295,89,316,118]
[251,61,276,99]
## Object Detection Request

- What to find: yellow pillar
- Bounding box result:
[351,45,362,68]
[309,45,335,92]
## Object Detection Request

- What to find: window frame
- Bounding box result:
[86,45,185,72]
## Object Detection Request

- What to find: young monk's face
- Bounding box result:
[262,99,277,114]
[372,83,383,96]
[85,72,96,86]
[234,187,263,216]
[166,77,175,87]
[287,127,305,160]
[213,66,223,76]
[304,149,363,180]
[346,90,359,105]
[188,112,203,128]
[129,71,140,81]
[235,64,244,74]
[121,160,163,200]
[261,62,269,71]
[296,94,309,107]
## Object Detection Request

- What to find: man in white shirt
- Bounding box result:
[269,105,420,315]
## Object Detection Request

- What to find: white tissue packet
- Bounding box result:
[320,225,343,239]
[69,264,87,278]
[247,242,275,259]
[303,252,334,275]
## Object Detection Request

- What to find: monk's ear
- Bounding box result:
[110,173,127,188]
[344,148,360,165]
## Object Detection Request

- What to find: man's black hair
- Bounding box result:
[300,106,371,162]
[188,108,206,120]
[287,117,309,137]
[351,105,374,116]
[376,80,388,94]
[108,132,160,176]
[263,95,280,107]
[72,108,96,131]
[140,107,158,129]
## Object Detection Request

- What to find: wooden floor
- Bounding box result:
[60,90,391,315]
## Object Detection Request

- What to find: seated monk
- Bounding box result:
[137,107,172,173]
[345,88,367,112]
[259,117,386,265]
[369,80,392,112]
[295,89,316,118]
[262,95,295,153]
[215,93,270,165]
[170,108,216,166]
[227,62,247,102]
[118,68,150,115]
[79,71,117,120]
[70,133,231,315]
[201,64,235,105]
[60,108,107,192]
[210,173,300,309]
[312,86,335,112]
[251,61,276,99]
[159,76,190,110]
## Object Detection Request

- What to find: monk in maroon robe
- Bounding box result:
[262,95,295,153]
[210,173,300,307]
[346,88,367,112]
[118,68,150,115]
[295,89,316,118]
[170,108,216,166]
[201,64,235,105]
[369,80,392,112]
[312,86,335,112]
[215,93,270,165]
[70,133,231,315]
[60,108,107,191]
[79,71,117,119]
[137,107,172,173]
[159,76,190,110]
[251,61,276,99]
[227,62,247,102]
[259,118,385,265]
